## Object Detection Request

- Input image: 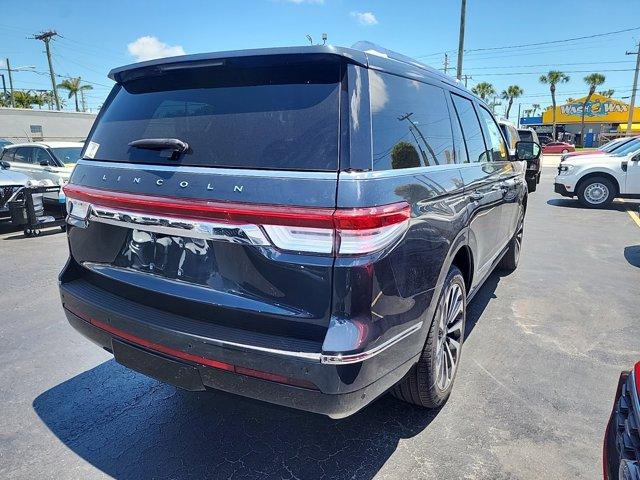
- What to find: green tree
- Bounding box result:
[471,82,495,101]
[12,90,39,109]
[500,85,524,119]
[539,71,570,140]
[391,141,421,170]
[531,103,541,116]
[579,73,606,146]
[599,89,614,98]
[56,77,93,111]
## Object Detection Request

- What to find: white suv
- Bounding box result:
[554,138,640,207]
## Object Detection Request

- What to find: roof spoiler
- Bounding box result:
[108,45,369,84]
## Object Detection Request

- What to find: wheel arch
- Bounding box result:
[450,245,473,294]
[575,171,620,196]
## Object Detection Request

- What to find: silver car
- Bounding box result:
[0,141,83,204]
[0,160,29,220]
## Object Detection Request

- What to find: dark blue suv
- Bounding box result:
[59,43,539,418]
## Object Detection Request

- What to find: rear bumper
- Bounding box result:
[59,278,420,419]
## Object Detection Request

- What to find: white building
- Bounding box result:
[0,108,97,143]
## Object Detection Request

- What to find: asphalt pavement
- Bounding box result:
[0,167,638,479]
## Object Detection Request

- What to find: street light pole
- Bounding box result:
[626,40,640,135]
[456,0,466,80]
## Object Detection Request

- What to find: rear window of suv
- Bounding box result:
[86,60,343,171]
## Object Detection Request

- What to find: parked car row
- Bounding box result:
[554,136,640,207]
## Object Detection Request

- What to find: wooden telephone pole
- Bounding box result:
[33,31,61,110]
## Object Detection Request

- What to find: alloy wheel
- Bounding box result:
[435,281,464,391]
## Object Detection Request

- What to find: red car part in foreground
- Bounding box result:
[604,361,640,479]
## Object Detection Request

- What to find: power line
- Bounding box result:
[416,25,640,59]
[472,68,636,77]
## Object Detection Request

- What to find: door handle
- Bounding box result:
[43,166,54,172]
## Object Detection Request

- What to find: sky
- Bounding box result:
[0,0,639,114]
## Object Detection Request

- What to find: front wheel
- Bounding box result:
[562,149,569,154]
[391,266,466,409]
[498,213,524,272]
[577,176,615,208]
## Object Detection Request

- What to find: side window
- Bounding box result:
[371,72,455,170]
[13,147,34,164]
[448,94,468,164]
[451,94,488,163]
[33,148,53,166]
[478,108,509,162]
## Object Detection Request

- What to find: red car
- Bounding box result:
[542,141,576,154]
[603,361,639,479]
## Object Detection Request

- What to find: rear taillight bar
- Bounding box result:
[63,184,411,256]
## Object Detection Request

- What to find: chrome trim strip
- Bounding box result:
[320,321,423,365]
[76,159,340,180]
[88,205,270,245]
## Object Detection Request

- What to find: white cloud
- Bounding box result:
[127,36,186,62]
[350,11,378,26]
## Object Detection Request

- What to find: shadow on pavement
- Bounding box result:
[32,274,500,479]
[624,246,640,268]
[545,198,638,211]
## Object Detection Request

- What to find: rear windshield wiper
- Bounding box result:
[128,138,189,155]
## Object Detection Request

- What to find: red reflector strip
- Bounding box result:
[64,305,317,390]
[635,362,640,397]
[63,184,410,230]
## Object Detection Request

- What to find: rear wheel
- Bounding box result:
[577,176,615,208]
[391,266,465,408]
[561,148,569,153]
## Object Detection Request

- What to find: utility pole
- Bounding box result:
[625,40,640,135]
[517,104,521,128]
[461,74,472,88]
[33,31,60,110]
[5,58,15,108]
[443,53,449,75]
[80,80,86,112]
[456,0,466,80]
[0,74,6,98]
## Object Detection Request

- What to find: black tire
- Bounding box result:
[526,176,537,193]
[498,212,524,272]
[391,266,466,409]
[561,149,569,154]
[577,176,615,208]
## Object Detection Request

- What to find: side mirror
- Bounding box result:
[39,160,51,166]
[0,160,9,169]
[515,141,541,161]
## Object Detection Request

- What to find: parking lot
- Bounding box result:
[0,165,638,480]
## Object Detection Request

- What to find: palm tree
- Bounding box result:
[539,71,570,140]
[57,77,93,111]
[579,73,606,146]
[531,104,541,116]
[12,90,39,109]
[599,89,614,98]
[471,82,495,101]
[500,85,524,119]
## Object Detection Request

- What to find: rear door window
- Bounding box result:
[13,147,34,164]
[451,94,488,163]
[370,72,454,170]
[87,61,343,171]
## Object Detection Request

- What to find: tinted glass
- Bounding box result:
[33,148,53,165]
[605,138,631,152]
[479,108,509,161]
[449,97,468,163]
[613,138,640,155]
[13,147,33,163]
[87,62,342,171]
[518,130,533,142]
[451,95,488,163]
[371,72,454,170]
[51,147,82,165]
